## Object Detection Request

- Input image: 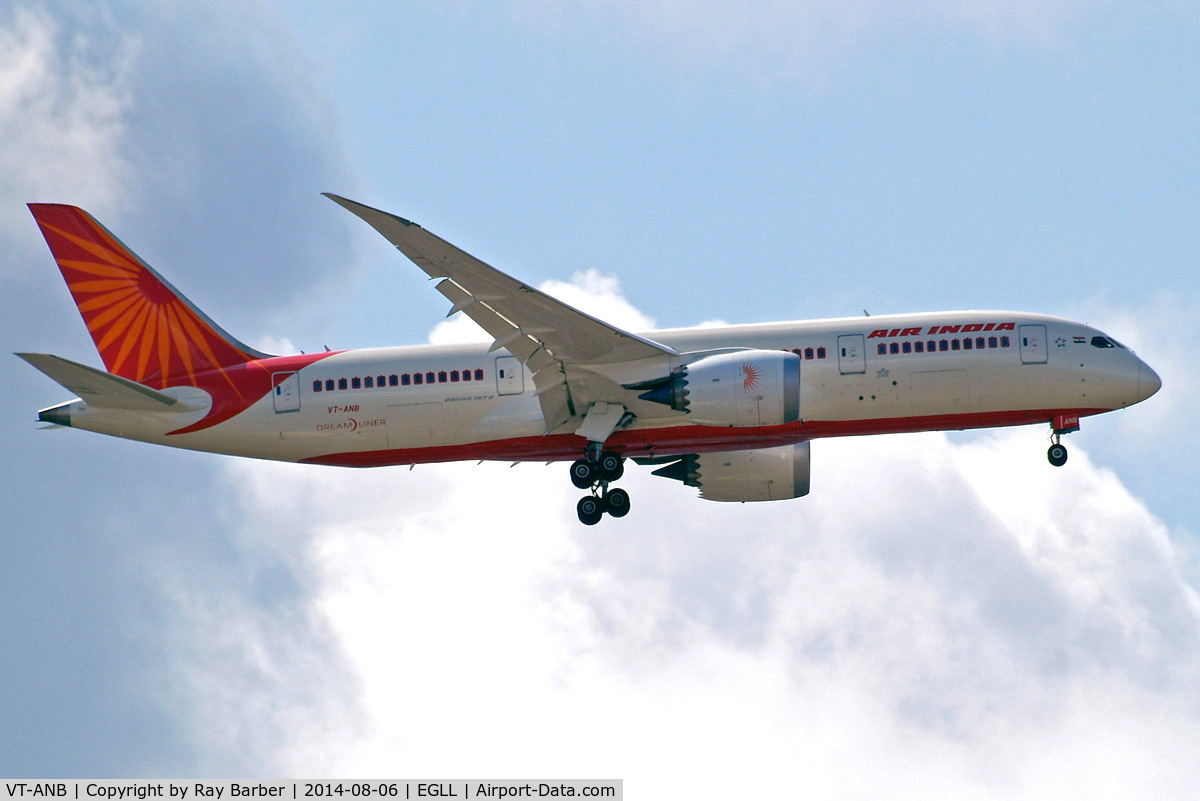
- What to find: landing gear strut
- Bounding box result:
[1047,414,1079,467]
[571,448,629,525]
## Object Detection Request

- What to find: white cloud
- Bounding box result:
[191,428,1200,796]
[0,2,355,774]
[428,268,656,344]
[1056,293,1199,542]
[250,335,299,356]
[162,273,1199,794]
[539,270,658,331]
[0,6,135,270]
[0,2,354,332]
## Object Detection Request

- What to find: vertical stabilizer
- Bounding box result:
[28,204,268,388]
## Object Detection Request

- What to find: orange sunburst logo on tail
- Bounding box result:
[742,362,760,392]
[29,204,258,389]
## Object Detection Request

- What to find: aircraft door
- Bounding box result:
[495,355,525,395]
[272,372,301,412]
[837,334,866,375]
[1019,325,1048,364]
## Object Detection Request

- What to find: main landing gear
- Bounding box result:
[571,447,629,526]
[1047,414,1079,467]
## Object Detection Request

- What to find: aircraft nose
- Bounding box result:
[1138,362,1162,402]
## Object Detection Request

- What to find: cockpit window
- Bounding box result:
[1090,336,1116,349]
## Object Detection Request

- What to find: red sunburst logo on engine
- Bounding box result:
[742,362,760,392]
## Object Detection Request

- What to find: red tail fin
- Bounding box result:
[29,204,266,389]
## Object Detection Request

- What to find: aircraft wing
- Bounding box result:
[326,194,678,433]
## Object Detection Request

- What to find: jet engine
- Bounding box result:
[651,442,811,502]
[634,350,800,427]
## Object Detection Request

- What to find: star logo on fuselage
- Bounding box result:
[876,368,890,378]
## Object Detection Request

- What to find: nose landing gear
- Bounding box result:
[1047,413,1080,467]
[1047,438,1068,467]
[571,448,629,525]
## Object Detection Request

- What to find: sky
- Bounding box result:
[1,0,1199,795]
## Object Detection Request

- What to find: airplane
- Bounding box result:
[19,196,1161,525]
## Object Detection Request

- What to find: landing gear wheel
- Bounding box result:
[1047,443,1068,467]
[598,451,624,481]
[604,487,630,518]
[577,495,604,526]
[570,459,596,489]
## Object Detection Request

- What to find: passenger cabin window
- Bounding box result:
[364,376,373,388]
[312,380,322,392]
[351,377,361,389]
[338,378,348,390]
[475,368,484,380]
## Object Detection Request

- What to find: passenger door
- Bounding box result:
[272,372,301,413]
[1019,325,1048,365]
[495,355,524,395]
[837,334,866,375]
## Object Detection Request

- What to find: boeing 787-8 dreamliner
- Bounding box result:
[19,196,1161,525]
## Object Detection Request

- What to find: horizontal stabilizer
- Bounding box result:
[15,353,204,412]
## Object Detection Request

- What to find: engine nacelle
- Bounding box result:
[636,349,800,427]
[652,442,811,502]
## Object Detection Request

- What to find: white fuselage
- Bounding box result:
[55,310,1159,466]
